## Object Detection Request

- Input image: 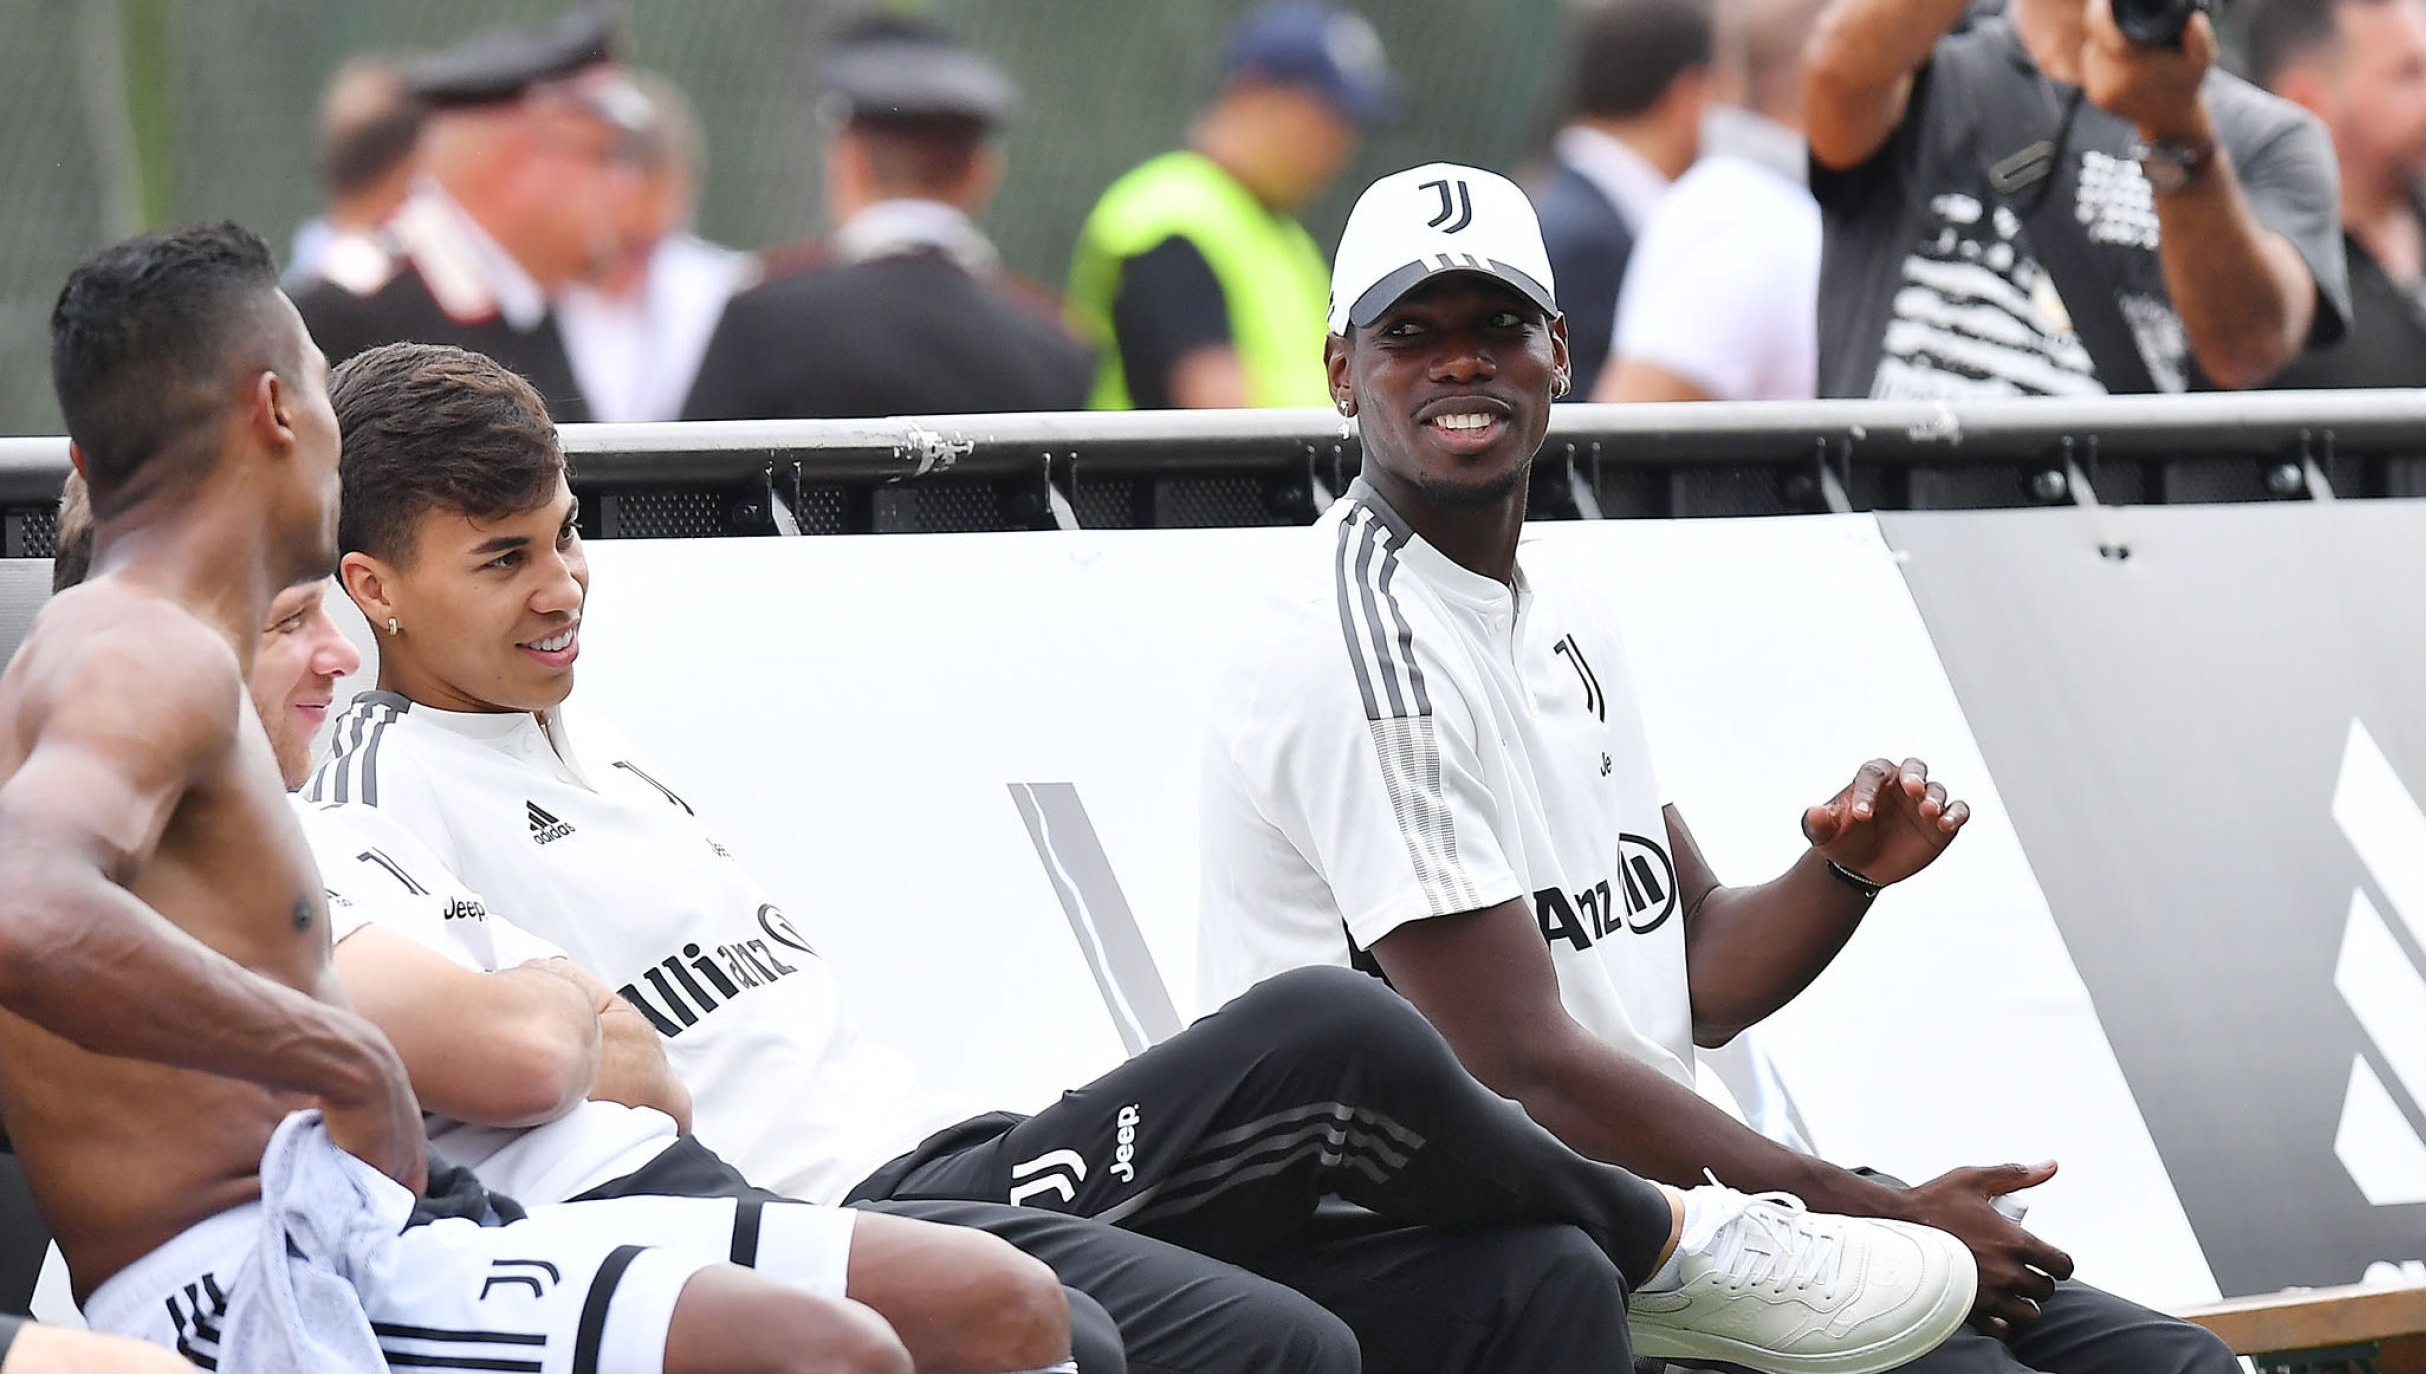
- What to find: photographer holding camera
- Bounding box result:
[1805,0,2351,397]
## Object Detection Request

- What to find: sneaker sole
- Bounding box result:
[1628,1236,1979,1374]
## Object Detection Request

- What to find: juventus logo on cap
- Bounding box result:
[1421,178,1473,233]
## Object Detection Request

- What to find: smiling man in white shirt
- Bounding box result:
[1199,160,2240,1374]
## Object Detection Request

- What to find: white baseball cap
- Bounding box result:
[1327,162,1559,335]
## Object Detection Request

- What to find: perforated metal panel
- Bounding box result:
[606,490,728,540]
[1072,479,1146,529]
[3,508,59,558]
[1591,466,1666,519]
[796,486,849,535]
[1669,467,1803,518]
[1907,464,2049,510]
[2159,459,2275,504]
[1151,477,1297,528]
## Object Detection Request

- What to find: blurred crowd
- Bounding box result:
[282,0,2426,424]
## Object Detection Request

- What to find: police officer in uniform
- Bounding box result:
[681,17,1091,421]
[1066,3,1396,410]
[295,7,651,422]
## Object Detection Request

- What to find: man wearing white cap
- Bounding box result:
[1200,162,2239,1374]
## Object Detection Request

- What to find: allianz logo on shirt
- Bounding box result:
[1534,833,1679,950]
[2327,721,2426,1222]
[615,903,816,1038]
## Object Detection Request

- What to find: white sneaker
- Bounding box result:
[1627,1180,1978,1374]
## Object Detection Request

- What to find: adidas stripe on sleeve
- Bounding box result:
[1230,504,1524,954]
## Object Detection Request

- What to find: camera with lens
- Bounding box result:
[2110,0,2212,47]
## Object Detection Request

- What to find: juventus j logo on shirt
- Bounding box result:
[1421,178,1473,233]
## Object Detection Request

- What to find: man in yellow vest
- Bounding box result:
[1070,3,1396,409]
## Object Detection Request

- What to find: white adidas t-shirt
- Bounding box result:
[305,696,940,1205]
[1198,482,1696,1086]
[295,796,678,1203]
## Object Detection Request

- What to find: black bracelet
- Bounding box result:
[1826,859,1884,901]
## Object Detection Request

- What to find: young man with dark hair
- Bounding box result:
[1804,0,2350,394]
[314,336,1979,1374]
[1198,163,2239,1374]
[11,222,926,1373]
[1532,0,1716,399]
[2247,0,2426,387]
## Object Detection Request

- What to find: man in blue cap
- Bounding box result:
[1067,2,1395,410]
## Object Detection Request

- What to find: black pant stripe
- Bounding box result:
[572,1244,647,1374]
[1086,1101,1421,1225]
[1097,1130,1405,1228]
[373,1322,549,1346]
[1129,1136,1400,1227]
[731,1199,764,1268]
[1155,1114,1418,1198]
[381,1353,545,1373]
[1174,1099,1425,1162]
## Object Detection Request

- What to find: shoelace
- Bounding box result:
[1683,1171,1843,1296]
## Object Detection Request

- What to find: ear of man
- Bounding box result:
[339,552,398,631]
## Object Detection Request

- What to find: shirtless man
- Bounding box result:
[45,483,1108,1374]
[0,221,939,1373]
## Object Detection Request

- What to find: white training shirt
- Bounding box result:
[305,695,939,1205]
[1198,481,1696,1086]
[295,796,679,1204]
[1611,153,1820,403]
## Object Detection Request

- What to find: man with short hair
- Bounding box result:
[1197,162,2241,1374]
[2247,0,2426,387]
[1067,3,1395,410]
[1533,0,1716,400]
[1597,0,1829,403]
[296,7,649,420]
[312,336,1980,1374]
[287,58,427,290]
[557,71,755,423]
[1805,0,2350,394]
[683,16,1089,420]
[9,221,915,1374]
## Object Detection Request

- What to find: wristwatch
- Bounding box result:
[2128,135,2216,193]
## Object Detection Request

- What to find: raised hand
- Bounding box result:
[1800,757,1970,887]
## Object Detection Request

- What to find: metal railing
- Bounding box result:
[3,391,2423,550]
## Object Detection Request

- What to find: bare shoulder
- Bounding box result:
[4,581,242,760]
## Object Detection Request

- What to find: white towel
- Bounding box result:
[218,1109,413,1374]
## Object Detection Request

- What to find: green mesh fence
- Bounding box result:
[0,0,1570,435]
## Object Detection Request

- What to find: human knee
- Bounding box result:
[2158,1316,2241,1374]
[951,1239,1071,1374]
[1249,965,1434,1055]
[667,1273,911,1374]
[1517,1225,1626,1318]
[1273,1309,1361,1374]
[802,1298,916,1374]
[1231,1282,1361,1374]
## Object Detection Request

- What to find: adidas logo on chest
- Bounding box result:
[526,801,576,845]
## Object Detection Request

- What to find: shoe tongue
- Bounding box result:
[1677,1185,1758,1254]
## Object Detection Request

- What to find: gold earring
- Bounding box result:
[386,617,400,636]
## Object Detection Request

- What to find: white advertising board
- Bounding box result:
[326,513,2220,1307]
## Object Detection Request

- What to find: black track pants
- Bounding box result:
[852,966,1681,1370]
